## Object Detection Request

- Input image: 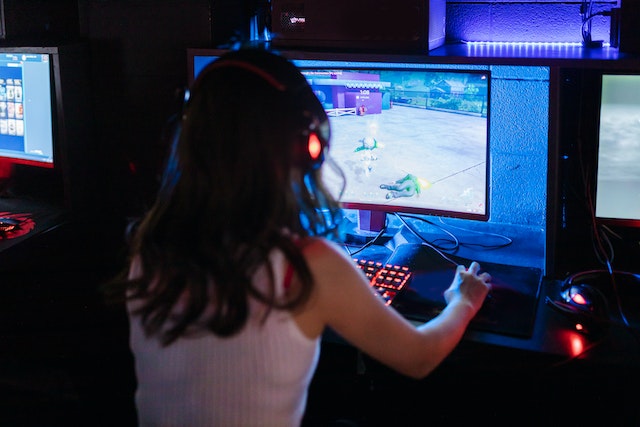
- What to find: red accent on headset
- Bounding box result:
[308,132,322,161]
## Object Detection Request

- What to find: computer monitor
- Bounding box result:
[187,48,490,233]
[301,66,490,232]
[0,44,93,213]
[594,73,640,227]
[0,50,55,168]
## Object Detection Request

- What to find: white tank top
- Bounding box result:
[127,250,321,427]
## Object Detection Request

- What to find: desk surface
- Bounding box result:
[0,197,71,273]
[0,198,68,250]
[341,221,640,368]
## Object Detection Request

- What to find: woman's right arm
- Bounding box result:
[303,238,491,379]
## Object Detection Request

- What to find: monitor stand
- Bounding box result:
[358,210,386,233]
[343,210,398,246]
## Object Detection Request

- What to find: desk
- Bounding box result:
[342,219,640,363]
[306,222,640,426]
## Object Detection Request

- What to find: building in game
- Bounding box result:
[304,71,391,116]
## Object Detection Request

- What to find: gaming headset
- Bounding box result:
[192,49,330,171]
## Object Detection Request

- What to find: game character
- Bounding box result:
[380,173,430,199]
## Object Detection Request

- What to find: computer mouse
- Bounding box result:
[544,272,611,336]
[561,283,600,313]
[0,216,20,231]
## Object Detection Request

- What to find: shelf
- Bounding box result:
[271,42,640,69]
[429,43,640,68]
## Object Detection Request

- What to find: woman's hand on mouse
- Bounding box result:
[444,261,492,313]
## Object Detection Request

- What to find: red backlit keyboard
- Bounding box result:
[354,258,412,305]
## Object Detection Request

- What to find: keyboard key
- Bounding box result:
[353,258,412,305]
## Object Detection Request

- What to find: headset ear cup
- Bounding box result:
[298,110,329,169]
[307,132,323,165]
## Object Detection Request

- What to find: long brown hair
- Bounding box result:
[108,48,343,346]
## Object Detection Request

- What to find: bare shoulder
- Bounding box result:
[297,237,361,283]
[298,237,352,264]
[297,237,385,313]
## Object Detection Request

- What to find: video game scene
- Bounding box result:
[596,74,640,222]
[0,53,54,167]
[303,67,490,219]
[0,71,26,150]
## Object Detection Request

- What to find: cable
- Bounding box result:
[437,217,513,249]
[344,215,389,257]
[395,213,513,251]
[393,213,459,267]
[580,1,617,48]
[585,173,616,266]
[571,70,616,269]
[581,0,596,46]
[395,213,459,252]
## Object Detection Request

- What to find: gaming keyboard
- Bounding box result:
[354,258,412,305]
[353,244,544,338]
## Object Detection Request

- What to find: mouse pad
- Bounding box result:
[387,243,542,338]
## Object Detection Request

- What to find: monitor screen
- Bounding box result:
[595,73,640,227]
[0,51,54,168]
[301,66,490,226]
[187,49,491,230]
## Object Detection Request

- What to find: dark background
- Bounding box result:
[0,1,638,426]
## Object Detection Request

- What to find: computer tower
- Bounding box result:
[270,0,446,53]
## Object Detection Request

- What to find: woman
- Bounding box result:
[112,48,491,426]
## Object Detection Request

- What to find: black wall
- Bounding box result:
[76,1,216,218]
[1,1,228,219]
